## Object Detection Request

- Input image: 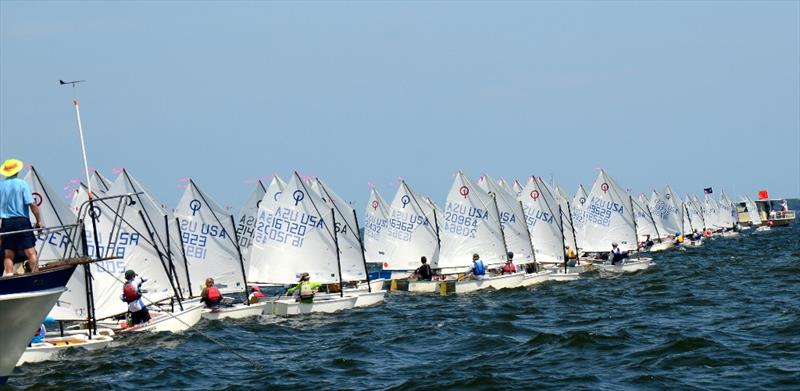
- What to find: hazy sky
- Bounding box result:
[2,1,798,212]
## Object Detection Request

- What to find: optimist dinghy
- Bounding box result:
[16,328,114,366]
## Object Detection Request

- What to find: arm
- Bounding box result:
[286,283,300,295]
[29,203,43,229]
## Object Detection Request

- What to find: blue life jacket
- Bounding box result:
[473,260,486,275]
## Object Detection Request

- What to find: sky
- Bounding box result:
[1,1,798,212]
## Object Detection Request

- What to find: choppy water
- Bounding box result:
[5,225,800,390]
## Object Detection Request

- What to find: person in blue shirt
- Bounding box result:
[0,159,42,277]
[470,253,486,280]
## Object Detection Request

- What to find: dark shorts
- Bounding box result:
[130,307,151,325]
[1,217,36,252]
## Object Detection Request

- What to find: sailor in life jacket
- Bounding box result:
[248,284,265,304]
[610,243,625,265]
[121,269,151,326]
[471,253,487,280]
[201,277,223,308]
[286,272,321,304]
[501,252,517,274]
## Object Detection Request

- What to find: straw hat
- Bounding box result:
[1,159,23,177]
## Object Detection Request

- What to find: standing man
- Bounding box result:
[122,269,150,326]
[1,159,42,276]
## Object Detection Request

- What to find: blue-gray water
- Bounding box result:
[5,224,800,390]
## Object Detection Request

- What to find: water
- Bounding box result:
[5,225,800,390]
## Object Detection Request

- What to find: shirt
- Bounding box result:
[0,177,33,219]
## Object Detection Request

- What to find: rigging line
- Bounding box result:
[402,181,439,239]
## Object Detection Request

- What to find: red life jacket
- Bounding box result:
[207,286,221,302]
[502,263,516,273]
[122,282,140,303]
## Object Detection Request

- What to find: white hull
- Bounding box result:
[683,240,703,247]
[755,226,771,232]
[202,302,268,320]
[518,270,555,287]
[16,330,114,366]
[719,231,739,238]
[541,267,581,282]
[450,273,525,294]
[0,287,66,381]
[271,296,357,316]
[648,241,675,252]
[350,290,386,307]
[594,258,654,273]
[118,303,204,333]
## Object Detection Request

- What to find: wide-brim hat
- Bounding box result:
[1,159,23,177]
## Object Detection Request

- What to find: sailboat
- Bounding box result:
[311,178,386,306]
[580,170,653,273]
[15,167,113,366]
[87,170,202,333]
[716,192,739,237]
[248,172,357,315]
[246,176,286,285]
[518,176,578,282]
[632,194,674,252]
[436,171,524,293]
[571,184,589,254]
[173,179,268,320]
[371,180,443,293]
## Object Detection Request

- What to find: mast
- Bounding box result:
[644,203,661,242]
[139,211,183,311]
[331,208,344,297]
[518,200,537,266]
[490,192,510,262]
[174,217,194,298]
[629,195,640,259]
[558,205,568,274]
[229,215,251,305]
[351,209,372,292]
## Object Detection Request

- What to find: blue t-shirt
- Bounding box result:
[0,177,33,219]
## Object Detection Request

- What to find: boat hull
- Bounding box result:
[16,330,114,366]
[1,265,76,384]
[271,296,357,316]
[648,242,675,252]
[118,303,204,333]
[594,258,654,273]
[518,270,555,287]
[202,302,268,320]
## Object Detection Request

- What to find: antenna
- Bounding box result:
[60,79,92,198]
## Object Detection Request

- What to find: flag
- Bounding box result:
[703,187,713,194]
[758,189,768,200]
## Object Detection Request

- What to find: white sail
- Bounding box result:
[634,194,659,240]
[478,174,534,263]
[248,172,340,284]
[314,178,367,282]
[703,194,722,229]
[23,166,88,321]
[378,181,440,271]
[245,177,286,282]
[438,172,507,270]
[571,184,589,251]
[235,180,267,262]
[174,179,245,296]
[649,188,683,237]
[552,183,578,252]
[89,170,112,195]
[363,187,390,265]
[581,170,637,252]
[115,170,190,296]
[744,196,762,225]
[80,177,180,320]
[519,176,564,263]
[717,192,736,228]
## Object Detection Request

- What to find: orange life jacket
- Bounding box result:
[122,282,139,303]
[207,286,221,302]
